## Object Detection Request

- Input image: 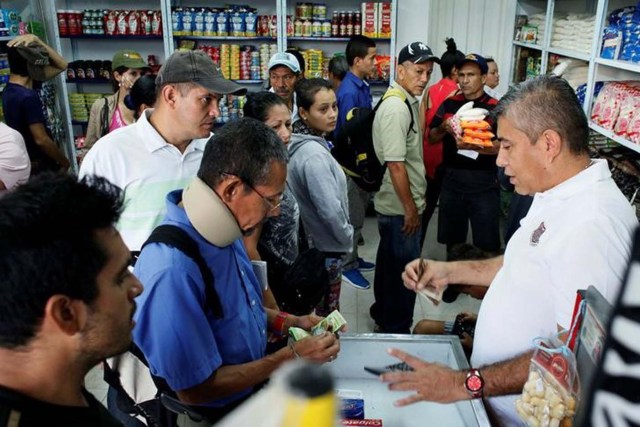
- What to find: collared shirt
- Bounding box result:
[471,159,637,426]
[269,87,299,123]
[79,109,207,250]
[335,71,372,137]
[133,190,267,406]
[372,81,426,216]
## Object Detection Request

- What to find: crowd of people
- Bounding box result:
[0,30,637,427]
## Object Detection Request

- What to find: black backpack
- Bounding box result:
[332,87,415,192]
[105,224,223,427]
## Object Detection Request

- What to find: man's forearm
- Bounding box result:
[481,351,533,397]
[429,123,448,144]
[387,162,417,214]
[38,137,70,169]
[176,347,294,405]
[448,256,503,287]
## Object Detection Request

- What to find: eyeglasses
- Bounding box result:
[223,173,282,213]
[247,183,282,213]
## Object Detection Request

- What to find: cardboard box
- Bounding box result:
[378,2,392,38]
[361,2,378,38]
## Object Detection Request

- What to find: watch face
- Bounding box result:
[466,375,483,392]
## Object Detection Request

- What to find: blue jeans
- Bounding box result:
[437,185,501,253]
[371,214,422,334]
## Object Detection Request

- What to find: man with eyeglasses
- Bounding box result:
[267,52,302,123]
[133,118,340,424]
[80,50,246,253]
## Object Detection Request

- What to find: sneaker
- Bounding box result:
[357,257,375,271]
[342,269,371,290]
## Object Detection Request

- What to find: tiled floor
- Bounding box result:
[341,209,481,334]
[85,208,482,405]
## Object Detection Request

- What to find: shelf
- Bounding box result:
[288,36,391,42]
[60,34,163,40]
[67,79,110,84]
[589,122,640,155]
[512,40,544,51]
[234,79,263,84]
[595,57,640,74]
[368,80,389,86]
[174,35,276,41]
[547,46,590,62]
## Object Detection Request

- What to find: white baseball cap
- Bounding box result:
[268,52,301,73]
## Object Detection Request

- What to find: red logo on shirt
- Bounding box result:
[530,222,546,246]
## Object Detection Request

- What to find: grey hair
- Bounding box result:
[492,75,589,155]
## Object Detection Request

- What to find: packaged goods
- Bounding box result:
[338,389,365,420]
[361,3,377,38]
[378,3,391,38]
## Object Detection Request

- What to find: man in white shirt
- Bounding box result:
[80,50,246,251]
[484,57,502,99]
[384,76,638,426]
[267,52,302,123]
[0,122,30,195]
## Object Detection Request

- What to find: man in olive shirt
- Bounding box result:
[369,42,438,333]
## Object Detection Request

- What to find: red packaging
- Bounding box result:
[104,11,117,35]
[361,3,377,38]
[116,11,128,35]
[57,11,68,36]
[140,11,150,35]
[68,11,81,36]
[270,15,277,37]
[151,10,162,35]
[257,15,269,36]
[286,15,293,36]
[127,10,140,35]
[341,420,383,426]
[379,3,392,38]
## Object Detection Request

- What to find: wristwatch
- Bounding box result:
[465,369,484,398]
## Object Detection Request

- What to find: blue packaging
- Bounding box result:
[341,398,365,420]
[602,25,622,59]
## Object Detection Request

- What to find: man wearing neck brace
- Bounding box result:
[133,118,340,424]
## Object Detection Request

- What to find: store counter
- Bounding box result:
[328,334,491,427]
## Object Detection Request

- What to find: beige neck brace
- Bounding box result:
[182,177,242,247]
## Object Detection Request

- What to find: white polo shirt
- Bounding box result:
[471,159,637,426]
[269,87,299,123]
[0,122,30,195]
[79,109,207,250]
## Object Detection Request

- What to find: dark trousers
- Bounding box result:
[420,168,444,247]
[371,214,422,334]
[437,185,501,253]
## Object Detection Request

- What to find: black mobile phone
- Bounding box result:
[364,362,414,376]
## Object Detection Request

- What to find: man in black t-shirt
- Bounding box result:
[430,54,502,256]
[0,173,143,426]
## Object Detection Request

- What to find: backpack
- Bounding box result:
[104,224,223,427]
[332,87,415,192]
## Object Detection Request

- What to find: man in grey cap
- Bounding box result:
[81,50,246,252]
[3,34,70,175]
[369,42,438,334]
[267,52,302,122]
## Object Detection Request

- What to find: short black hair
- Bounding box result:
[7,46,29,77]
[346,35,376,66]
[295,78,333,111]
[286,48,306,77]
[0,173,124,348]
[440,38,465,78]
[198,118,288,189]
[243,91,288,123]
[124,75,157,120]
[328,56,349,81]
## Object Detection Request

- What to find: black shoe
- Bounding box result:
[442,287,460,303]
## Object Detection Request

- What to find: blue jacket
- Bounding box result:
[335,71,372,137]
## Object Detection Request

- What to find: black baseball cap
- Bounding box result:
[398,42,440,65]
[156,50,246,95]
[458,53,489,75]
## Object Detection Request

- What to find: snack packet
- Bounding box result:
[515,336,580,427]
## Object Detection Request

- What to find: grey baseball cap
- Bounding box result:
[156,50,246,95]
[15,42,50,81]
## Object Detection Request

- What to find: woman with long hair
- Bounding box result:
[85,50,149,147]
[286,78,352,316]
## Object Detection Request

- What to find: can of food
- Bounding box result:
[321,19,331,37]
[313,3,327,20]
